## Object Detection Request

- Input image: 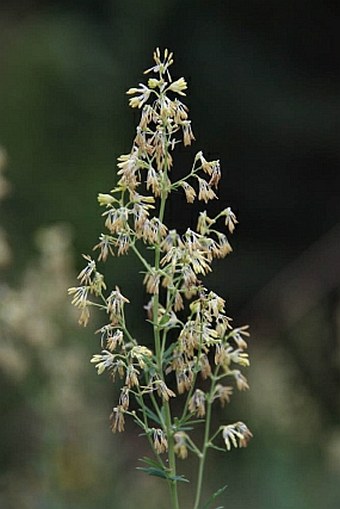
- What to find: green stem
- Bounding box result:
[154,120,180,507]
[131,242,152,272]
[153,199,180,508]
[193,365,220,509]
[164,401,180,509]
[132,393,167,472]
[193,394,213,509]
[149,390,165,427]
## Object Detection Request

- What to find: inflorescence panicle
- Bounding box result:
[69,48,252,509]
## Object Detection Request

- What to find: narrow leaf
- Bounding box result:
[137,459,189,483]
[137,466,168,480]
[202,484,228,509]
[139,456,163,469]
[141,406,162,425]
[168,474,190,483]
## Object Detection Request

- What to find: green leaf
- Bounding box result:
[186,419,206,425]
[137,458,189,483]
[202,484,228,509]
[140,406,162,425]
[139,456,163,469]
[137,466,169,480]
[176,425,194,431]
[137,467,189,483]
[168,474,190,483]
[163,342,177,359]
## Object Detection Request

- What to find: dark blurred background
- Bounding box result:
[0,1,339,508]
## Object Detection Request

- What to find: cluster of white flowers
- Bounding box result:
[69,49,252,507]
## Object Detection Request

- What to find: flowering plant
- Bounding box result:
[69,48,252,509]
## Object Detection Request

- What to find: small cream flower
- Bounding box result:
[222,424,242,450]
[173,98,188,122]
[215,314,233,336]
[155,380,176,401]
[110,406,125,433]
[178,320,199,356]
[125,364,140,388]
[144,47,174,78]
[126,83,151,108]
[153,428,168,454]
[93,234,115,261]
[68,286,88,308]
[182,120,195,146]
[208,160,221,188]
[197,178,217,203]
[188,389,206,417]
[214,384,233,407]
[77,255,96,284]
[199,353,212,379]
[104,206,130,235]
[222,207,238,234]
[205,291,225,318]
[168,77,187,95]
[90,350,116,375]
[148,78,161,89]
[106,286,130,324]
[222,422,253,450]
[146,166,162,196]
[196,151,211,173]
[176,369,193,394]
[143,270,160,295]
[130,345,153,369]
[233,370,250,391]
[97,193,117,206]
[215,232,233,257]
[174,432,189,459]
[106,330,123,351]
[190,250,211,276]
[196,211,214,235]
[236,421,253,448]
[173,291,184,312]
[181,181,196,203]
[116,232,130,256]
[78,306,90,327]
[214,344,231,368]
[230,349,250,367]
[229,325,250,350]
[119,386,130,411]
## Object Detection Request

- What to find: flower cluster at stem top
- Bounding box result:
[68,47,252,461]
